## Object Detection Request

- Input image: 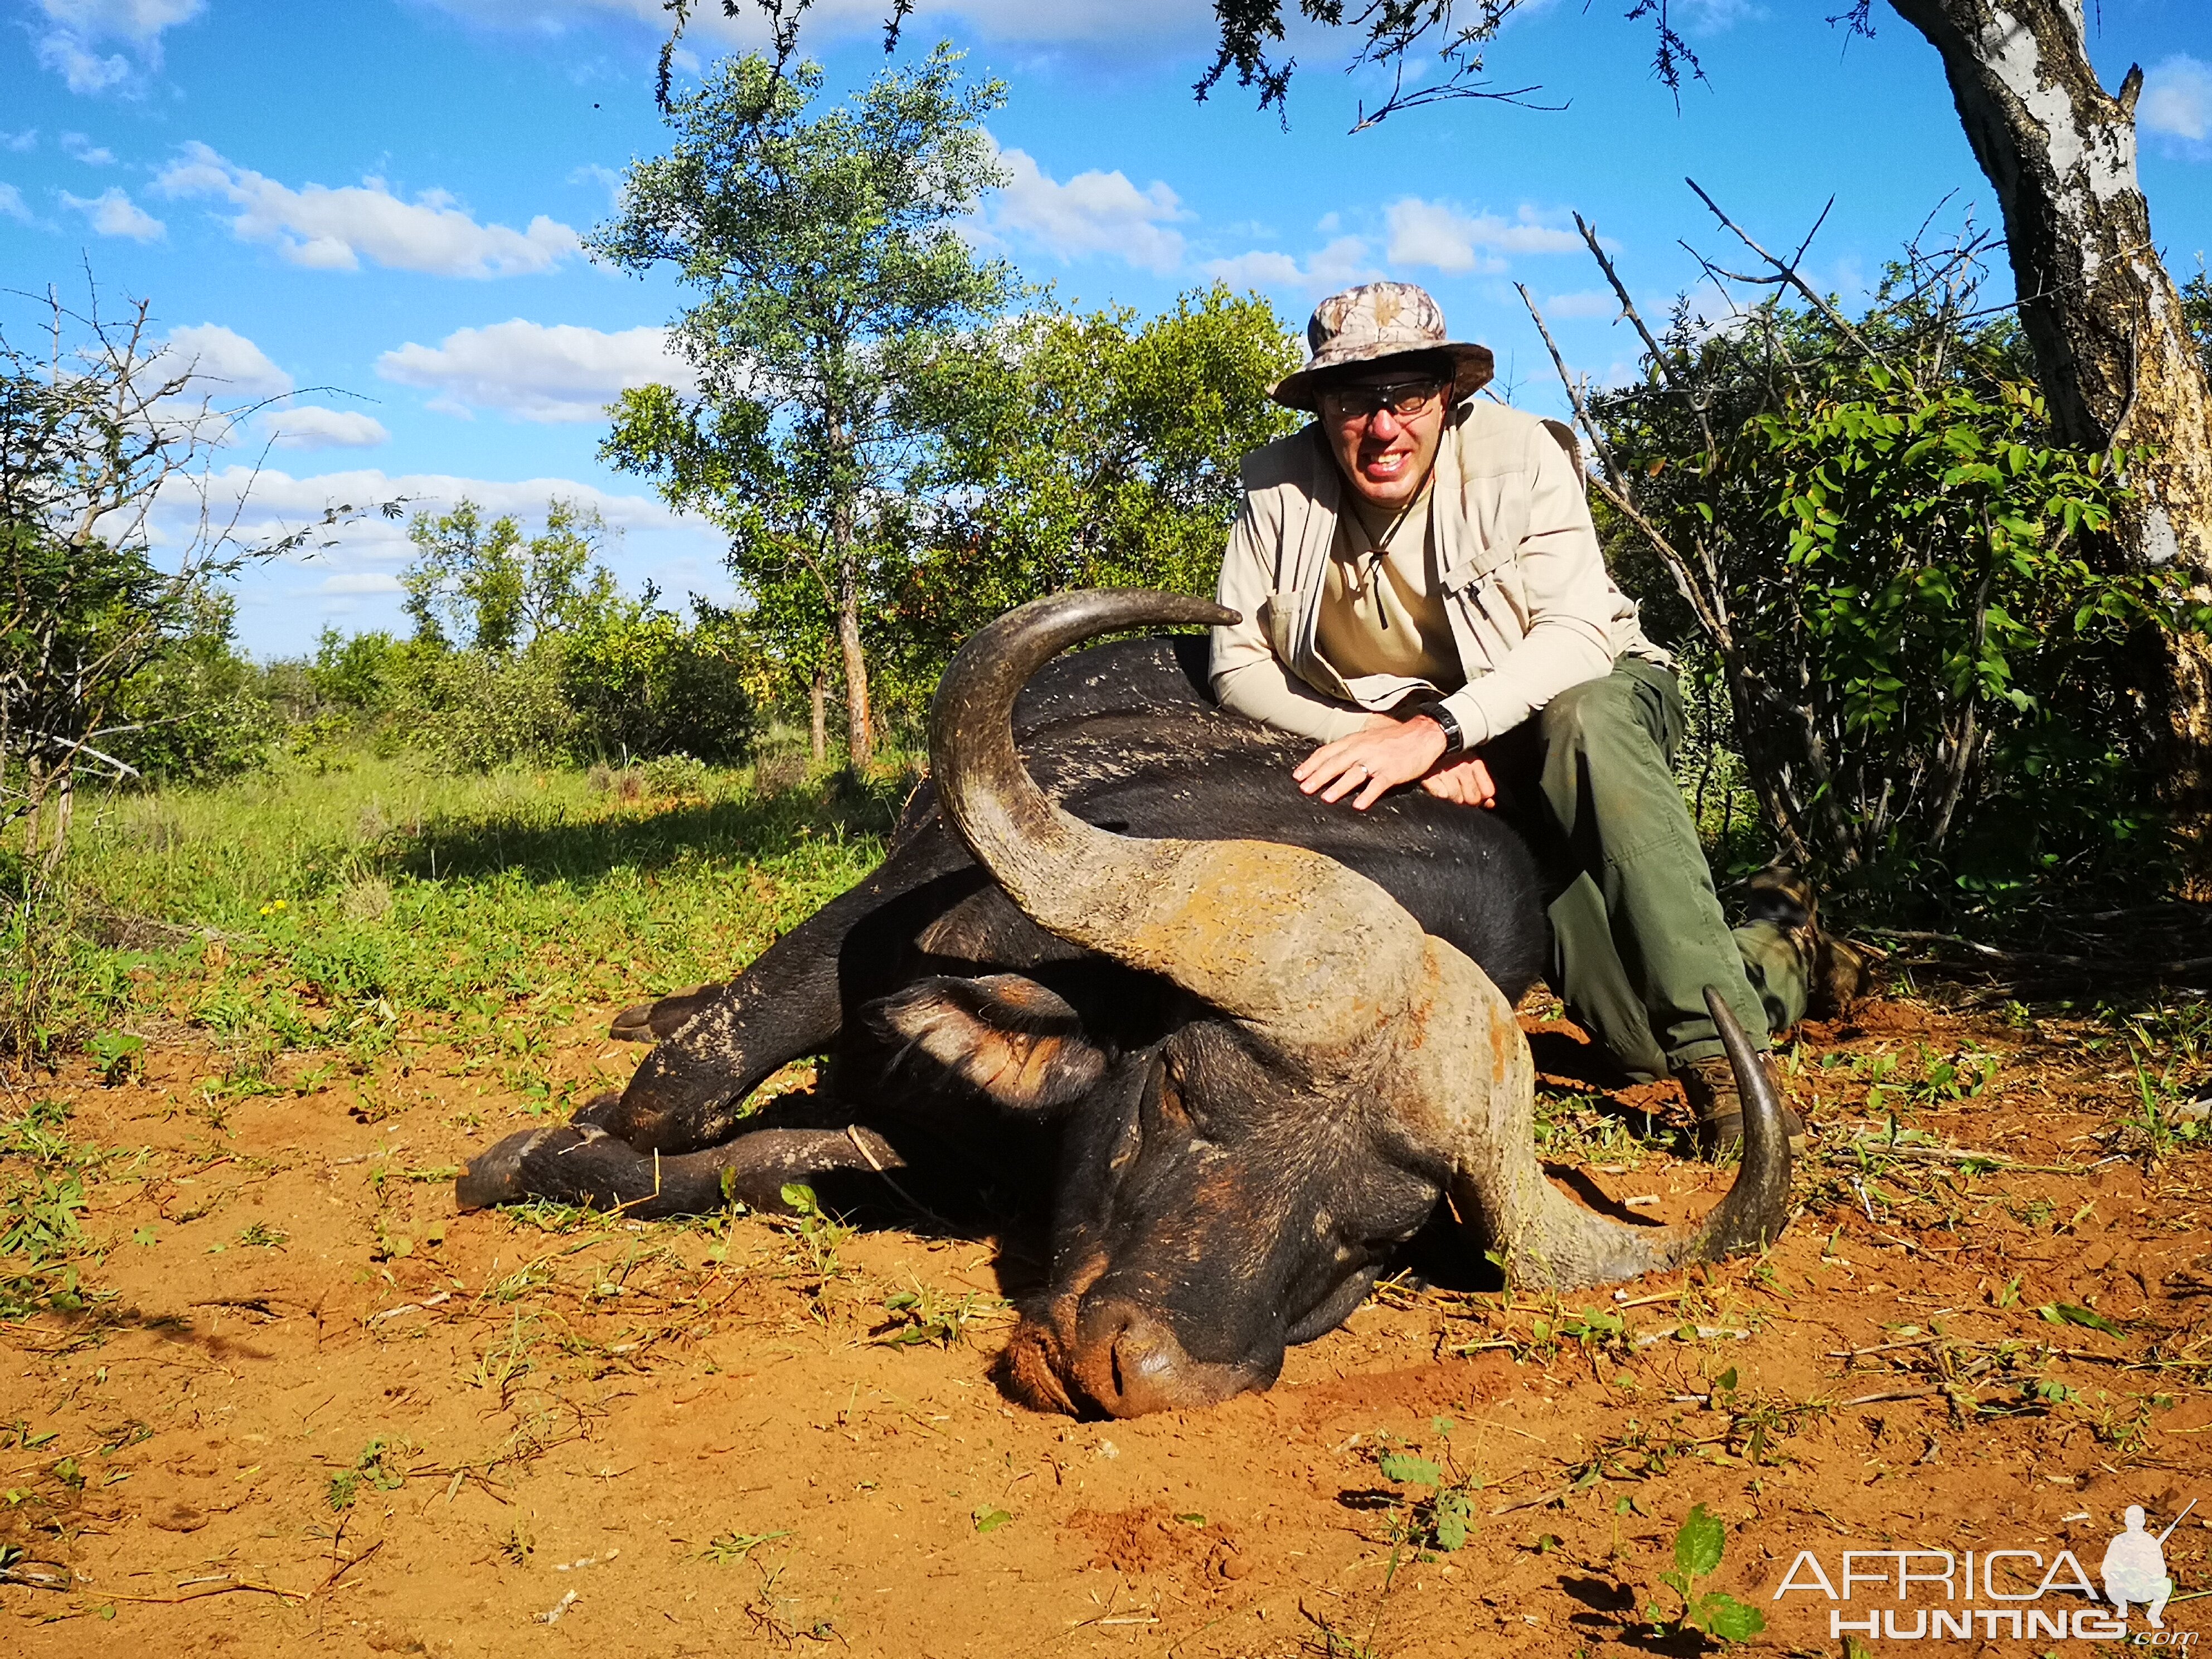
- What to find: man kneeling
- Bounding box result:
[1211,280,1857,1154]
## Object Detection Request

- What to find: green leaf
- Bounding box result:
[2039,1302,2124,1335]
[1696,1592,1768,1643]
[1377,1451,1443,1487]
[1673,1503,1726,1579]
[779,1182,819,1215]
[1433,1503,1468,1553]
[972,1506,1011,1534]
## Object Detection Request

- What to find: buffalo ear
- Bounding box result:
[870,973,1107,1112]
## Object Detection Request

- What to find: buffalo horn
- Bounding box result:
[928,590,1433,1053]
[1411,969,1792,1287]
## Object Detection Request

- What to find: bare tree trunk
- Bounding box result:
[1888,0,2212,855]
[808,664,828,764]
[830,503,873,768]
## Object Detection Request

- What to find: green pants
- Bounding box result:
[1480,658,1807,1081]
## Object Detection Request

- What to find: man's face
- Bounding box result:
[1319,368,1448,510]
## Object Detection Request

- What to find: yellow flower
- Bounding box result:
[273,899,287,910]
[258,905,272,916]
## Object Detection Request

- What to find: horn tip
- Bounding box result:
[1696,984,1793,1255]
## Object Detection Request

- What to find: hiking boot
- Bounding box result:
[1679,1053,1806,1160]
[1744,865,1870,1019]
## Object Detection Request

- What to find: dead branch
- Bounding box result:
[1684,180,1882,360]
[1515,283,1731,651]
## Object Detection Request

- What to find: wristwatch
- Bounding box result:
[1415,702,1466,755]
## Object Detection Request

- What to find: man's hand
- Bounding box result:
[1419,754,1497,808]
[1294,716,1450,811]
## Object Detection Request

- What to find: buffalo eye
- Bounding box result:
[1108,1110,1142,1173]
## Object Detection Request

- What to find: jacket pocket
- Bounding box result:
[1264,588,1301,664]
[1447,566,1527,671]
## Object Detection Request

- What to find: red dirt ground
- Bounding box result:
[4,986,2209,1656]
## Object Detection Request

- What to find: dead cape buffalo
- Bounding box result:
[457,589,1789,1417]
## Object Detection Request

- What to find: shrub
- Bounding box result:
[309,627,404,713]
[639,753,711,799]
[1588,256,2185,909]
[108,594,276,785]
[559,598,755,764]
[386,643,574,772]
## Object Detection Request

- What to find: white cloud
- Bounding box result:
[36,35,132,94]
[154,142,581,278]
[2143,55,2212,145]
[153,322,293,399]
[1542,290,1618,319]
[263,405,391,450]
[60,185,164,240]
[60,131,115,164]
[2,130,36,153]
[1386,198,1580,274]
[1206,250,1307,290]
[1678,0,1760,30]
[32,0,203,94]
[37,0,202,35]
[0,184,30,223]
[376,319,695,422]
[1206,235,1382,298]
[167,465,695,570]
[984,136,1189,275]
[567,162,623,201]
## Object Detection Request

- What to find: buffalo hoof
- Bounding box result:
[455,1125,570,1211]
[571,1090,624,1131]
[609,983,719,1043]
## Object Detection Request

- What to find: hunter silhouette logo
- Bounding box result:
[1772,1501,2198,1644]
[2104,1503,2192,1628]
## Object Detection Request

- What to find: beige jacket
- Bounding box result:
[1210,401,1666,748]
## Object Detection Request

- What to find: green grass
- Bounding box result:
[0,749,900,1322]
[28,750,904,1066]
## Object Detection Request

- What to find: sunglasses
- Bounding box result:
[1323,379,1446,421]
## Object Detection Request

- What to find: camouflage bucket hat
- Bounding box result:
[1272,280,1496,412]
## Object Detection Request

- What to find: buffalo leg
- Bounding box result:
[598,836,976,1153]
[457,1118,907,1220]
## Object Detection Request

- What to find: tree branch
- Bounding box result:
[1684,180,1882,360]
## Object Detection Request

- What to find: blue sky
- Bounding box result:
[3,0,2207,658]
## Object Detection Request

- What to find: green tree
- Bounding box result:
[109,590,275,785]
[308,626,402,712]
[895,285,1303,658]
[1,280,387,1057]
[595,42,1016,767]
[400,498,617,654]
[2184,265,2212,386]
[2,283,375,870]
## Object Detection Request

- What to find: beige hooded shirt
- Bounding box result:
[1210,400,1666,748]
